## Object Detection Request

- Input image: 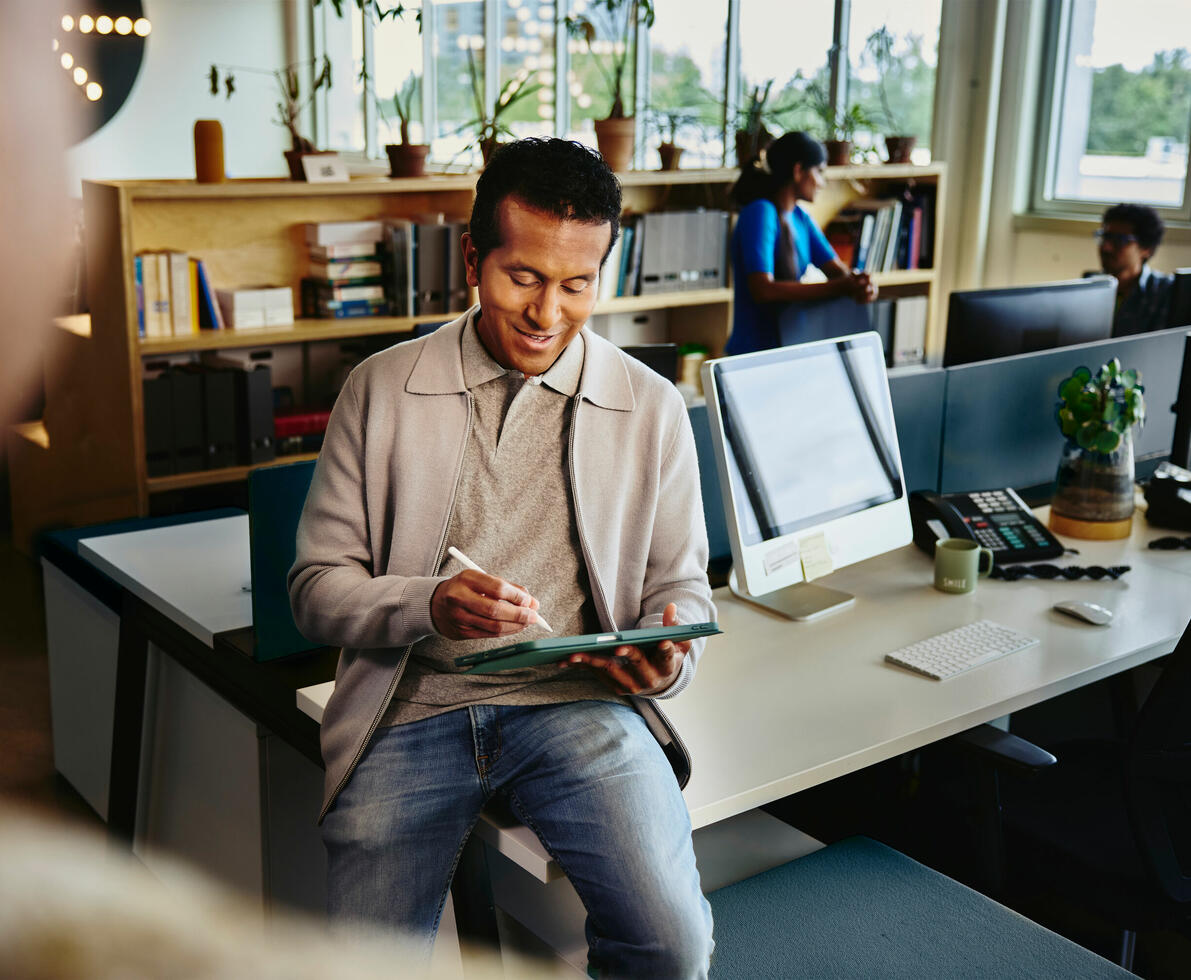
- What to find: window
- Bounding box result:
[642,0,729,168]
[314,0,943,170]
[845,0,940,164]
[1034,0,1191,216]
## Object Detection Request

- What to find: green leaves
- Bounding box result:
[1055,359,1145,457]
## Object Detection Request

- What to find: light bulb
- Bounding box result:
[78,14,94,33]
[61,15,74,31]
[115,16,132,34]
[73,66,88,85]
[61,53,74,69]
[96,15,113,34]
[133,18,151,36]
[86,82,103,101]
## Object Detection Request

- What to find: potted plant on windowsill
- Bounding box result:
[382,73,429,178]
[1049,358,1146,539]
[565,0,655,172]
[649,107,699,170]
[800,76,871,166]
[458,47,543,168]
[208,57,333,180]
[733,79,798,166]
[864,26,916,164]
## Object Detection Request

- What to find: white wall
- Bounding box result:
[65,0,300,194]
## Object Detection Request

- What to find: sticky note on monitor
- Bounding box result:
[799,532,834,582]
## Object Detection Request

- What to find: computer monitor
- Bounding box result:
[701,332,912,620]
[1167,268,1191,330]
[942,276,1117,367]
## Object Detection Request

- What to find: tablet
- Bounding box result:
[453,622,722,674]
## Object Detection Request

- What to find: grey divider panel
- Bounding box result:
[687,403,731,568]
[940,327,1190,495]
[888,364,945,493]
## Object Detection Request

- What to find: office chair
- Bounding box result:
[964,616,1191,970]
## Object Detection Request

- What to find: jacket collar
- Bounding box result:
[406,305,635,412]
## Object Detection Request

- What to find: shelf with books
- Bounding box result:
[7,164,945,552]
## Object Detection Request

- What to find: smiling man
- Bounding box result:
[289,138,715,978]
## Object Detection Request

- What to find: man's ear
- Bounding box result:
[461,233,481,287]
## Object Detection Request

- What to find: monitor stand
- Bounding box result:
[728,567,855,622]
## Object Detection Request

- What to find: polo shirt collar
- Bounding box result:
[462,312,584,397]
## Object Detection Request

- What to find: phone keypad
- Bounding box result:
[966,490,1055,554]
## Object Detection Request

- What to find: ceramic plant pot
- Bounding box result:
[594,116,636,172]
[385,143,429,178]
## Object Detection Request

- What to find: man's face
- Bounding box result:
[1098,219,1150,281]
[463,196,612,376]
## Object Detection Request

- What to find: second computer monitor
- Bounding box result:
[943,276,1117,367]
[701,332,912,620]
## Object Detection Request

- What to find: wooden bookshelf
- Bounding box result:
[8,163,945,551]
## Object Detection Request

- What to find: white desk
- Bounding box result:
[299,509,1191,835]
[292,510,1190,970]
[79,515,253,647]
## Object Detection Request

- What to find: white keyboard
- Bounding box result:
[884,620,1040,680]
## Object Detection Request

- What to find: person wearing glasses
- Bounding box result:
[1097,203,1174,336]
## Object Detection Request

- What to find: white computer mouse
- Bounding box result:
[1053,600,1114,626]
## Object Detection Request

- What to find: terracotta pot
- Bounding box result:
[883,135,917,164]
[594,116,636,172]
[657,142,684,171]
[283,148,336,181]
[824,139,852,166]
[385,143,429,178]
[734,127,773,167]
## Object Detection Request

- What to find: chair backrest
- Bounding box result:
[248,459,320,661]
[1126,615,1191,903]
[778,296,872,348]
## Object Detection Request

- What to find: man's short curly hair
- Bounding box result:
[1103,202,1165,253]
[468,138,621,267]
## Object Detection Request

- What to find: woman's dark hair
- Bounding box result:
[1103,202,1165,253]
[731,131,827,207]
[469,138,622,266]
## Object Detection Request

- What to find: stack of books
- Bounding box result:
[300,221,388,319]
[135,249,224,336]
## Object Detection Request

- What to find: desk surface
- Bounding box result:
[79,515,253,647]
[296,509,1190,833]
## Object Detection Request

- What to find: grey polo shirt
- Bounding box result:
[381,317,623,727]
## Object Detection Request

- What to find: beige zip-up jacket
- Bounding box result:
[289,310,715,821]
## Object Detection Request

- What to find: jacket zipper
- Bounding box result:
[569,395,692,788]
[320,392,475,822]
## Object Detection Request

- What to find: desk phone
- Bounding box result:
[910,489,1065,564]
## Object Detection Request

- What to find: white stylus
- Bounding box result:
[447,546,553,632]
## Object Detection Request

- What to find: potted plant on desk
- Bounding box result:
[565,0,655,172]
[1049,358,1146,539]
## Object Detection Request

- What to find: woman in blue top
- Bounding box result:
[726,131,877,355]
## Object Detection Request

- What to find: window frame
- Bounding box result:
[1030,0,1191,222]
[318,0,940,171]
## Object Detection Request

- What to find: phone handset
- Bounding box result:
[909,490,975,554]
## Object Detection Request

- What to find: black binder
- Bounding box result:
[142,373,174,476]
[169,368,206,474]
[201,367,239,469]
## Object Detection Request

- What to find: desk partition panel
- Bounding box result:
[939,327,1190,496]
[887,366,946,493]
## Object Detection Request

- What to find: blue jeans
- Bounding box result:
[322,700,713,978]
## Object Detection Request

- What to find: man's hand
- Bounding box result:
[430,569,542,640]
[567,602,690,696]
